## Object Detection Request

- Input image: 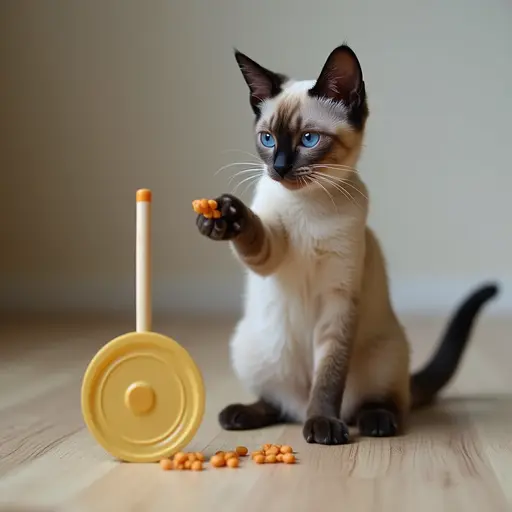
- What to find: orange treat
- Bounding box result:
[192,200,201,213]
[251,450,263,459]
[266,446,279,456]
[192,197,221,218]
[160,458,173,470]
[192,199,204,215]
[176,463,185,470]
[254,454,265,464]
[191,461,203,471]
[227,457,239,468]
[174,452,187,464]
[184,460,192,470]
[224,451,238,461]
[236,446,248,457]
[280,445,293,454]
[262,444,271,451]
[188,453,197,462]
[210,454,226,468]
[276,454,284,463]
[215,451,225,456]
[283,453,296,464]
[265,454,277,464]
[195,452,205,461]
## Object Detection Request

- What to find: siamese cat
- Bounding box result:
[195,44,498,444]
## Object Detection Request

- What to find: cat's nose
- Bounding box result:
[273,151,293,178]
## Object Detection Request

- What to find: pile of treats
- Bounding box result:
[192,198,221,219]
[160,444,297,471]
[251,443,296,465]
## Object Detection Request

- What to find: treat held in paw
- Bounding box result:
[303,416,350,445]
[194,193,248,241]
[192,198,221,219]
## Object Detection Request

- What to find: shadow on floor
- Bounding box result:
[407,393,512,433]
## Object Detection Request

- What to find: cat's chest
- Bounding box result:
[286,208,354,259]
[277,210,356,294]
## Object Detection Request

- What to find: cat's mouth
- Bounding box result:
[269,167,312,190]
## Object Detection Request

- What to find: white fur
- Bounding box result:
[229,175,362,422]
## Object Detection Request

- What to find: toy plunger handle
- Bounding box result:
[136,189,152,332]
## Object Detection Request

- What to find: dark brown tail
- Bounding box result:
[410,282,499,408]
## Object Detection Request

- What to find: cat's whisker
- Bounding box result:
[245,175,261,197]
[221,149,261,162]
[313,172,355,197]
[310,162,358,171]
[313,172,368,201]
[307,175,337,212]
[232,173,263,195]
[338,180,368,201]
[312,173,361,210]
[240,173,263,197]
[315,176,367,203]
[313,174,353,205]
[311,167,360,179]
[321,180,361,211]
[299,175,308,193]
[314,169,359,180]
[312,172,346,194]
[227,168,265,185]
[214,162,261,176]
[311,164,360,175]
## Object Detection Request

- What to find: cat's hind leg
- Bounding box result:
[356,398,403,437]
[342,336,410,438]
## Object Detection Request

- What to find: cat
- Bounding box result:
[195,44,499,444]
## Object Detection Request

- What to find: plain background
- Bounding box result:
[1,0,511,316]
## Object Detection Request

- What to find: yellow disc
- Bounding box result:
[81,331,205,463]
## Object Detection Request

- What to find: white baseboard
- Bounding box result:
[0,275,509,316]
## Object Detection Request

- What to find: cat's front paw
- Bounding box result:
[195,193,248,241]
[303,416,350,445]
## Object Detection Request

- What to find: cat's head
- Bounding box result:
[234,44,368,191]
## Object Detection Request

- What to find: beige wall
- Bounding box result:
[1,0,511,314]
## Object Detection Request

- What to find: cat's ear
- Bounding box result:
[309,44,366,111]
[234,50,286,115]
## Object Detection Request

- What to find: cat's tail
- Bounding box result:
[410,282,499,409]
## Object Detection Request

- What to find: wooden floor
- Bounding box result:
[0,312,511,512]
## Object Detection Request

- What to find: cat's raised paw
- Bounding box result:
[195,193,248,241]
[303,416,350,445]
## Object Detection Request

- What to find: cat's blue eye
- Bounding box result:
[260,132,276,148]
[301,132,320,148]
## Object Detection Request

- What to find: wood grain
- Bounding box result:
[0,313,510,512]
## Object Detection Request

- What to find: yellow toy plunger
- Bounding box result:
[81,189,205,462]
